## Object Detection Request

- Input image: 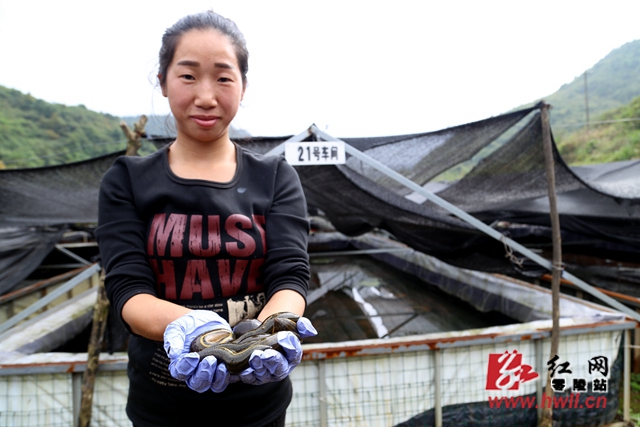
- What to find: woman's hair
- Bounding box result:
[158,11,249,88]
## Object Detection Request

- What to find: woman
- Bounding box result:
[96,11,315,427]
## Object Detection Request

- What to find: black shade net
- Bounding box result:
[0,225,66,295]
[0,151,124,226]
[2,105,640,294]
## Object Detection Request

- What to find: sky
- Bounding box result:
[1,0,639,138]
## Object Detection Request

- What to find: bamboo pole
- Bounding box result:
[539,102,562,427]
[78,271,109,427]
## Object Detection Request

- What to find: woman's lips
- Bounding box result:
[192,116,219,128]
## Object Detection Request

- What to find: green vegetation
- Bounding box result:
[0,85,125,168]
[434,90,640,181]
[618,372,640,424]
[518,39,640,136]
[430,39,640,174]
[2,39,640,169]
[556,95,640,165]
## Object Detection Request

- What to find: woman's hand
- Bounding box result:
[185,355,231,393]
[236,316,317,385]
[163,310,233,392]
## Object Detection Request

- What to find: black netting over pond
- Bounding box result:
[295,107,640,261]
[0,151,124,226]
[3,105,640,293]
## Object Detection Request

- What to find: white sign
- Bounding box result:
[284,141,346,165]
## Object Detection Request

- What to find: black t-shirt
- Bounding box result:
[95,144,310,426]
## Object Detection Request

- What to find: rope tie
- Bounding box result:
[552,261,565,273]
[503,242,524,268]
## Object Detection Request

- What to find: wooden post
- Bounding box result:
[583,72,590,133]
[78,115,148,424]
[78,117,145,426]
[539,102,562,427]
[634,309,640,373]
[120,115,148,156]
[78,271,109,427]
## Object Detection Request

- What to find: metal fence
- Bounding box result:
[0,320,632,427]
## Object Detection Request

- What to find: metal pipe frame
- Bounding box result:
[1,123,635,424]
[55,244,92,266]
[0,330,627,426]
[309,247,412,258]
[434,349,443,427]
[1,320,632,377]
[305,125,640,323]
[624,329,631,423]
[318,359,328,427]
[0,263,101,335]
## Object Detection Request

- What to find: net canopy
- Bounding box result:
[0,151,124,226]
[295,108,640,261]
[2,105,640,294]
[0,225,66,295]
[0,151,123,294]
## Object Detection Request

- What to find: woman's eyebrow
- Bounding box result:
[214,62,234,70]
[176,60,200,67]
[176,60,234,70]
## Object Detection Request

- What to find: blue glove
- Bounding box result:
[185,355,231,393]
[238,316,317,385]
[163,310,232,392]
[297,317,318,339]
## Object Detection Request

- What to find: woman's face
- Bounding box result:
[162,29,245,145]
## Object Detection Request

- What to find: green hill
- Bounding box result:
[551,39,640,127]
[0,83,252,170]
[507,38,640,165]
[120,115,252,139]
[557,94,640,165]
[0,85,125,168]
[3,36,639,169]
[518,39,640,135]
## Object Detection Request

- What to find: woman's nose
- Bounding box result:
[195,81,218,108]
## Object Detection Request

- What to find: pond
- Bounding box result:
[304,254,516,344]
